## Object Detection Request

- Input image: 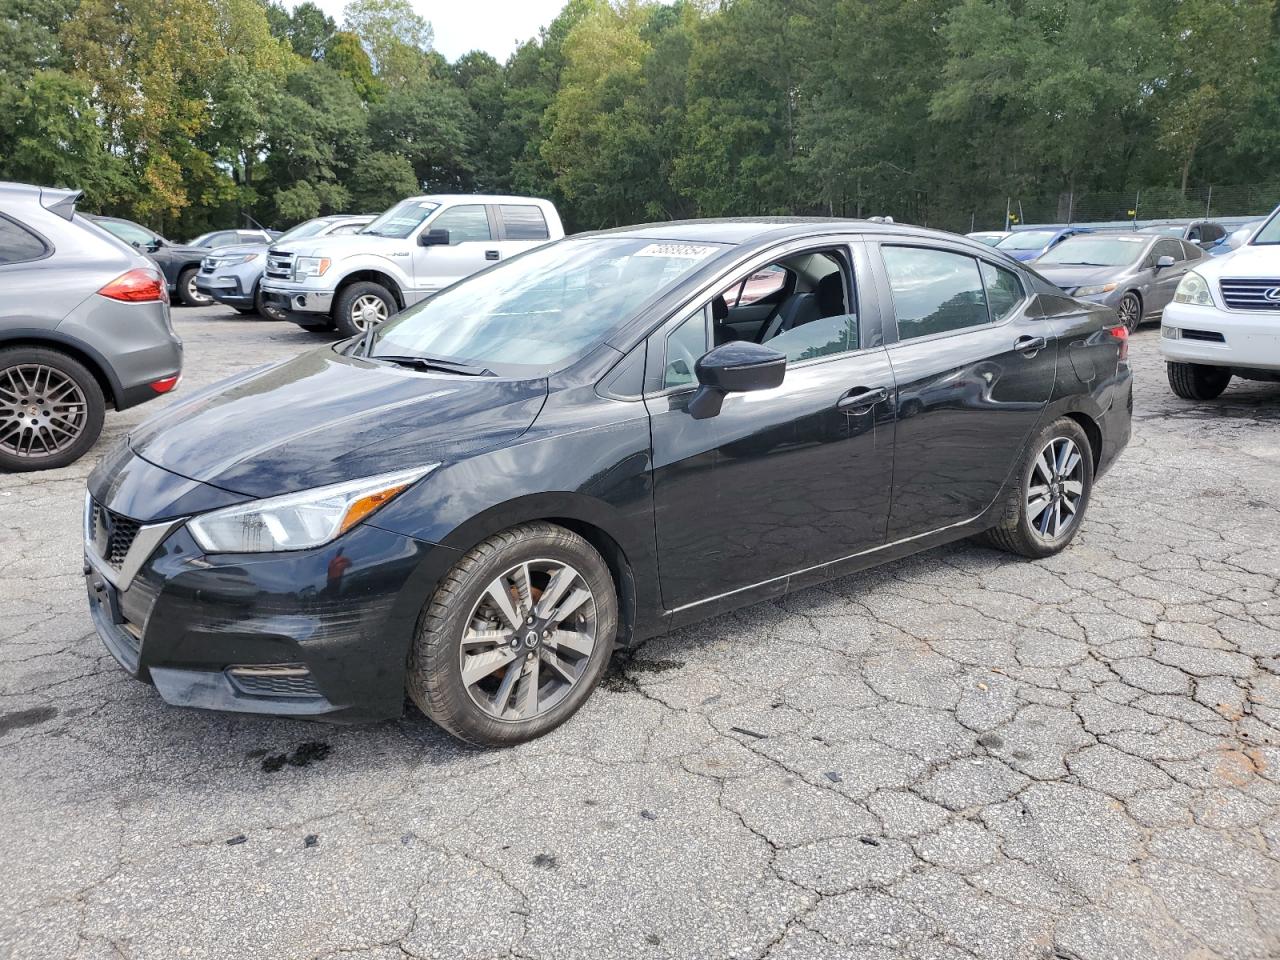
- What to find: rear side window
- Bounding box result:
[432,204,492,243]
[1154,239,1183,263]
[100,219,156,246]
[979,261,1024,322]
[882,246,990,340]
[1180,240,1204,260]
[499,204,550,241]
[0,216,49,264]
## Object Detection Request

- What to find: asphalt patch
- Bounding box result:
[531,853,558,869]
[0,706,57,738]
[261,741,332,772]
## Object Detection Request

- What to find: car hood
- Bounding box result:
[127,348,549,499]
[1034,264,1126,290]
[1192,242,1280,279]
[206,241,268,257]
[270,234,407,260]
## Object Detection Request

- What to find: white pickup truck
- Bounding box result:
[260,194,564,336]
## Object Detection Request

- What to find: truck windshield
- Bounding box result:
[276,219,335,244]
[362,200,440,238]
[368,237,728,375]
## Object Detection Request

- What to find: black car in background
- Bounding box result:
[86,215,216,306]
[84,219,1132,746]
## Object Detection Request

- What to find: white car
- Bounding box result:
[261,195,564,336]
[1161,206,1280,399]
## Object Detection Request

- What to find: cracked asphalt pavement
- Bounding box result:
[2,306,1279,959]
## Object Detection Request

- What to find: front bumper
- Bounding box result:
[83,487,460,723]
[196,270,257,308]
[1160,302,1280,369]
[261,283,334,318]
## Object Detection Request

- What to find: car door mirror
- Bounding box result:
[687,341,786,420]
[1155,255,1175,269]
[146,238,164,252]
[419,228,450,247]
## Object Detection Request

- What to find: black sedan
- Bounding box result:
[86,215,215,305]
[84,219,1132,745]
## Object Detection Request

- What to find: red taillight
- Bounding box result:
[99,268,167,303]
[1107,324,1129,361]
[150,375,180,394]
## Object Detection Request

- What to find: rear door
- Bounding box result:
[411,203,495,295]
[492,203,554,265]
[868,239,1056,541]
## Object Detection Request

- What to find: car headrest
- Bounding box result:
[815,272,845,317]
[711,294,729,322]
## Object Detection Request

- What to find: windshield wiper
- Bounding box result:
[372,354,495,377]
[1052,261,1111,266]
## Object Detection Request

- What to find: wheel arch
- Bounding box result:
[334,270,406,310]
[0,329,122,408]
[1062,410,1102,471]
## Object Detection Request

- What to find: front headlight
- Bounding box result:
[226,253,260,265]
[1075,282,1117,297]
[1173,271,1212,305]
[188,466,435,553]
[294,256,331,280]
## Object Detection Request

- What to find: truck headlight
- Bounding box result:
[1075,282,1117,297]
[1173,271,1212,306]
[294,256,332,280]
[188,466,435,553]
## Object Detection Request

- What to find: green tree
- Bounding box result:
[265,0,335,60]
[325,30,383,101]
[349,151,420,210]
[369,74,474,190]
[342,0,433,85]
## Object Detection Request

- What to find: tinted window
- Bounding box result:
[980,261,1024,321]
[432,204,492,243]
[883,246,990,340]
[1179,240,1204,261]
[1154,239,1183,262]
[499,204,550,241]
[0,217,49,264]
[662,309,707,390]
[761,262,859,363]
[1201,223,1225,242]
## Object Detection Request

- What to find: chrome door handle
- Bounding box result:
[1015,336,1046,356]
[837,386,889,412]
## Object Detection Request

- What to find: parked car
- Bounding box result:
[995,226,1092,262]
[1034,231,1205,330]
[260,194,565,337]
[1137,220,1229,250]
[189,228,279,248]
[197,215,374,319]
[1210,219,1265,256]
[85,215,217,306]
[84,218,1131,744]
[0,182,182,471]
[966,230,1010,246]
[1160,206,1280,399]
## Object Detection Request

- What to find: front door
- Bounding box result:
[411,203,497,299]
[1149,238,1189,314]
[869,240,1057,541]
[647,242,896,615]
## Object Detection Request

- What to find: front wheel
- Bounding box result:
[0,346,106,472]
[407,522,619,747]
[178,267,212,306]
[1117,292,1142,331]
[333,281,395,338]
[1167,361,1231,400]
[978,417,1094,559]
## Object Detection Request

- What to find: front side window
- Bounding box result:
[661,309,707,390]
[1154,239,1183,263]
[499,204,550,241]
[362,199,440,238]
[431,205,492,244]
[0,217,48,264]
[883,246,990,340]
[372,237,727,374]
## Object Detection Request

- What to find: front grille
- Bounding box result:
[90,499,141,570]
[1181,329,1226,343]
[226,665,321,699]
[1219,278,1280,311]
[265,250,294,281]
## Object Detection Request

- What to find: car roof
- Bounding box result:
[409,194,556,206]
[570,216,985,248]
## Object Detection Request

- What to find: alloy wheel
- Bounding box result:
[186,274,212,305]
[0,364,88,461]
[1025,436,1085,541]
[349,294,388,332]
[458,558,598,722]
[1118,294,1140,331]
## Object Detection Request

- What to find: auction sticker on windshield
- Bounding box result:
[634,243,720,260]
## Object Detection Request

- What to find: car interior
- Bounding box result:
[711,251,852,349]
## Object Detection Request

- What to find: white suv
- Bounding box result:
[261,195,564,336]
[1161,205,1280,399]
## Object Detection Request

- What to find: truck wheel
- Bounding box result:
[0,346,106,472]
[334,282,395,338]
[1167,362,1231,400]
[178,267,211,306]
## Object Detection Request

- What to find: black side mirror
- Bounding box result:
[419,228,449,247]
[688,341,786,420]
[146,238,164,252]
[1155,255,1175,269]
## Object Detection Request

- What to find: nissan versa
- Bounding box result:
[84,220,1132,746]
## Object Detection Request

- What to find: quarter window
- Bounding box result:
[430,205,492,244]
[499,204,550,241]
[979,261,1024,322]
[100,219,157,247]
[883,246,990,340]
[661,309,708,390]
[0,217,49,264]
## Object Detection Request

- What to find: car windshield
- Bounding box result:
[1140,225,1184,236]
[1251,212,1280,245]
[996,230,1057,251]
[361,200,440,238]
[368,237,728,374]
[276,219,335,244]
[970,234,1004,246]
[1038,236,1146,267]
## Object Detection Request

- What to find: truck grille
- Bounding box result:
[1219,278,1280,311]
[265,251,294,281]
[89,499,142,570]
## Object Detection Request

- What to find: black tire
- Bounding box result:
[1118,291,1142,331]
[0,346,106,472]
[255,284,287,321]
[407,522,619,747]
[333,281,395,338]
[233,307,256,315]
[1167,361,1231,400]
[177,267,211,307]
[977,416,1094,559]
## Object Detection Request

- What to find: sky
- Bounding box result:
[304,0,571,62]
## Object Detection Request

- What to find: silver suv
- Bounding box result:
[0,182,183,471]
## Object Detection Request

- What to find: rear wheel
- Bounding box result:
[1167,361,1231,400]
[978,417,1094,559]
[1117,292,1142,331]
[0,346,105,472]
[333,281,395,338]
[407,522,618,747]
[178,267,211,306]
